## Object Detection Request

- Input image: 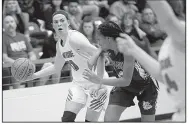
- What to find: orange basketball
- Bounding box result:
[11,58,35,81]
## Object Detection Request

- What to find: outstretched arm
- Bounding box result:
[131,44,163,82]
[30,42,65,80]
[116,33,163,82]
[147,0,185,45]
[83,53,135,87]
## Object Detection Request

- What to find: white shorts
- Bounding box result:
[66,84,108,112]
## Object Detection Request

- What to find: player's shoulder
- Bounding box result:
[69,30,84,37]
[69,30,89,44]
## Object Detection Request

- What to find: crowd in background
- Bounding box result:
[2,0,186,90]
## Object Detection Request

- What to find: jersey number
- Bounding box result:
[67,60,79,71]
[164,73,178,93]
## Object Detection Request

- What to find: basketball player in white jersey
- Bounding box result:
[116,0,185,122]
[26,10,108,122]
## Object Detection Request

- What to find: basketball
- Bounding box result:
[11,58,36,81]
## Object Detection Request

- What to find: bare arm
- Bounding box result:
[83,53,135,87]
[147,0,185,44]
[132,45,163,82]
[99,54,135,86]
[117,33,163,82]
[96,52,106,89]
[31,42,65,80]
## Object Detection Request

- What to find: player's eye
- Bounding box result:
[60,19,65,23]
[53,20,58,24]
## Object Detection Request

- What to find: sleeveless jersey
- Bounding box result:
[56,30,95,87]
[158,37,185,109]
[106,29,158,93]
[107,49,153,93]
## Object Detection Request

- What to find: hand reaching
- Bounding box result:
[116,33,137,56]
[83,69,101,84]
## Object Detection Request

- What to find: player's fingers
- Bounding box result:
[119,33,130,39]
[85,69,93,76]
[84,68,91,73]
[116,38,125,45]
[83,71,89,77]
[83,75,90,80]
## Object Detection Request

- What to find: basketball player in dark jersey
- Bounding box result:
[83,21,159,122]
[116,0,185,121]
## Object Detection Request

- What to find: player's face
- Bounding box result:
[4,16,17,32]
[53,14,70,34]
[143,8,155,23]
[6,0,17,12]
[83,22,94,36]
[96,30,115,51]
[68,2,79,15]
[52,0,62,6]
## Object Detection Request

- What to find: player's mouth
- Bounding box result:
[58,28,63,31]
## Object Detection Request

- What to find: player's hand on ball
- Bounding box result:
[116,33,137,55]
[83,69,101,84]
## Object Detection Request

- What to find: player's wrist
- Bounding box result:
[130,44,140,56]
[97,77,102,84]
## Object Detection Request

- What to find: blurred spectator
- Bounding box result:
[35,33,60,86]
[17,0,48,35]
[3,15,36,63]
[106,15,120,26]
[109,0,138,20]
[135,0,147,13]
[140,7,167,44]
[64,0,99,30]
[40,33,57,59]
[107,0,119,6]
[79,16,98,46]
[93,16,105,28]
[3,15,37,89]
[43,0,65,31]
[83,0,110,19]
[28,21,50,48]
[121,11,157,59]
[167,0,185,20]
[17,0,35,20]
[3,0,30,39]
[17,0,49,22]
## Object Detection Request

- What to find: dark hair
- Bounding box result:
[68,0,79,4]
[98,21,123,39]
[52,10,69,20]
[79,16,97,44]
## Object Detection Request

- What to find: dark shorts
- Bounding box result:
[108,79,158,115]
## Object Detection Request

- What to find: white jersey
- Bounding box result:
[158,36,185,110]
[56,30,97,88]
